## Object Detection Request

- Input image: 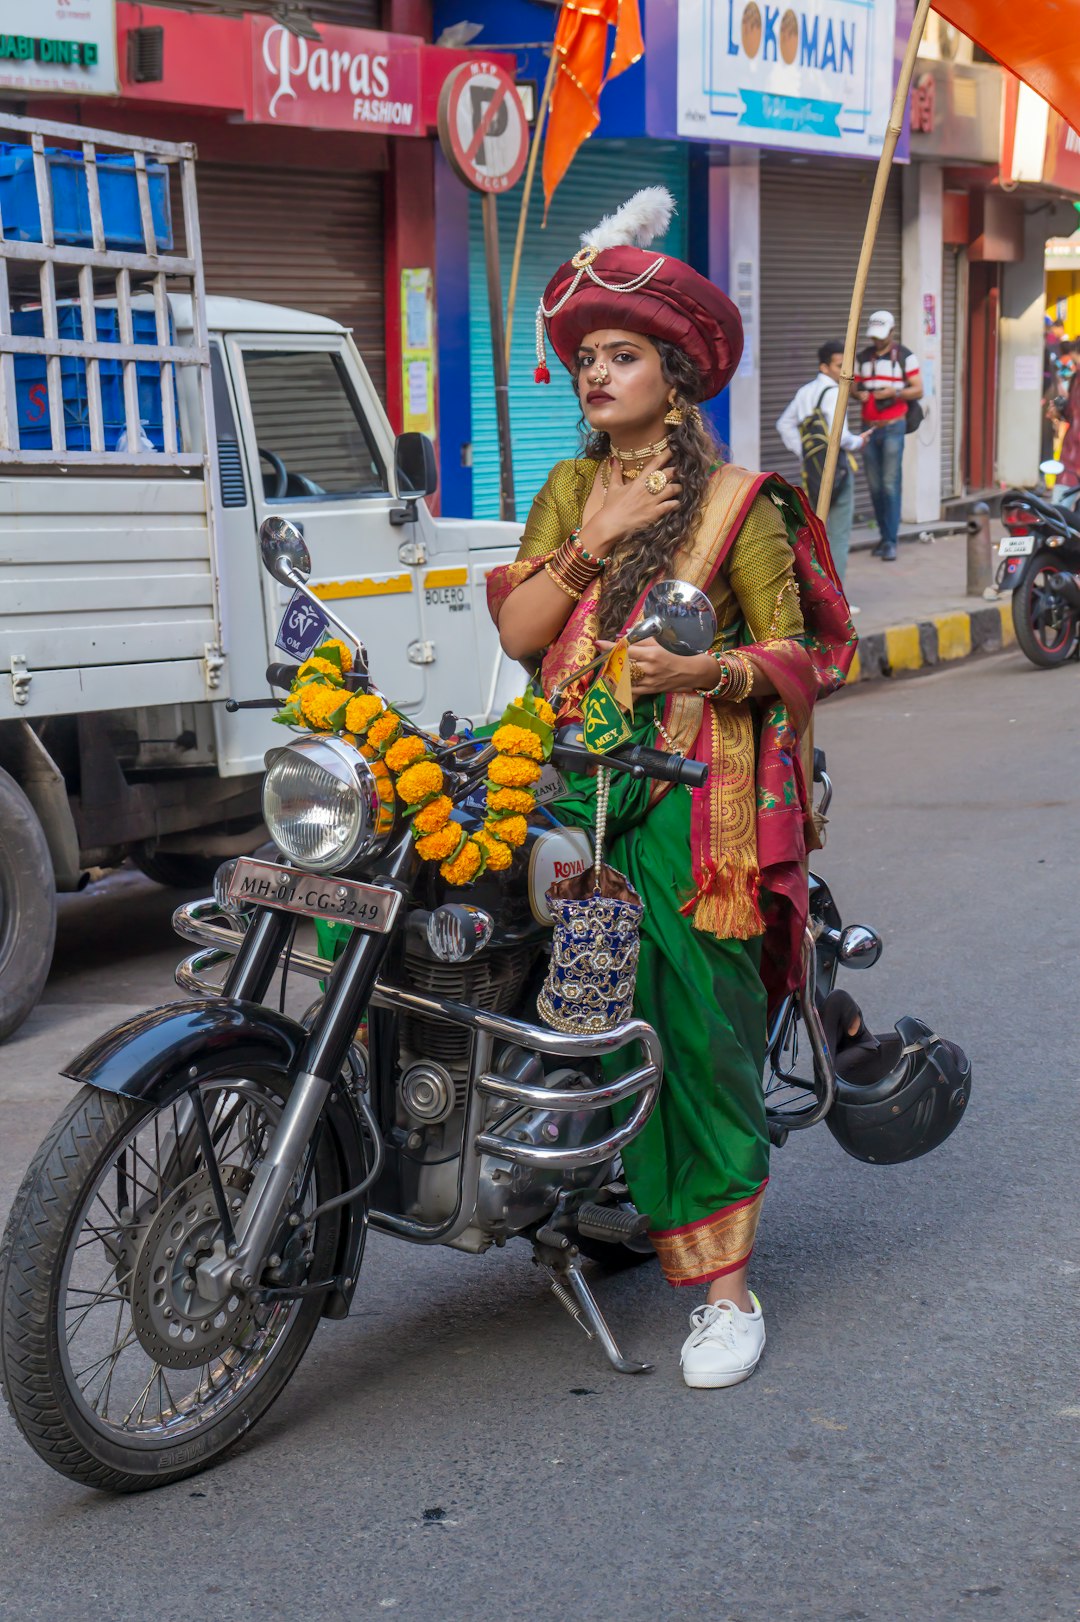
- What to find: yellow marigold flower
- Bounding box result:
[415,823,462,862]
[397,759,444,806]
[475,830,512,872]
[440,839,483,886]
[317,637,353,674]
[514,695,557,729]
[384,734,427,773]
[488,754,542,788]
[298,683,345,731]
[367,712,401,752]
[297,655,340,683]
[486,813,527,848]
[492,724,544,760]
[488,787,535,816]
[344,693,384,735]
[413,794,453,836]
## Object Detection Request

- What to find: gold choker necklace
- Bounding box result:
[611,434,669,464]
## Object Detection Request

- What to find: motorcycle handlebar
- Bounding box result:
[551,726,708,788]
[266,663,301,690]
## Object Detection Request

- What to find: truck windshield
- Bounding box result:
[241,347,386,500]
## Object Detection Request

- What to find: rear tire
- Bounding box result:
[0,766,56,1042]
[0,1073,342,1492]
[1012,552,1080,667]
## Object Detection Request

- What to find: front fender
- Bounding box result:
[62,999,307,1107]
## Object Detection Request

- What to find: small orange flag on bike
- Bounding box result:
[933,0,1080,132]
[542,0,644,219]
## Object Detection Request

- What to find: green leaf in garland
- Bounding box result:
[325,695,352,733]
[312,640,344,672]
[498,698,554,760]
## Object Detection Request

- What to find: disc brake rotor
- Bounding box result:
[131,1165,255,1370]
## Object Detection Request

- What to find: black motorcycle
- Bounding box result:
[997,484,1080,667]
[0,512,959,1493]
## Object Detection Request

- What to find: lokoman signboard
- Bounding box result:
[677,0,898,158]
[0,0,118,96]
[246,16,423,136]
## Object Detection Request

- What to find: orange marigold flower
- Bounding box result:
[384,734,427,773]
[440,839,483,886]
[488,787,535,816]
[485,813,527,848]
[297,655,341,683]
[367,712,402,752]
[397,759,444,806]
[415,823,462,862]
[344,693,384,735]
[413,794,453,836]
[298,683,345,731]
[475,830,512,872]
[514,694,557,729]
[492,724,544,760]
[488,754,542,788]
[316,637,354,674]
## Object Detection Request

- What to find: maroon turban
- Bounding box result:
[538,245,744,401]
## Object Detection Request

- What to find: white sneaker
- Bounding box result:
[680,1295,765,1389]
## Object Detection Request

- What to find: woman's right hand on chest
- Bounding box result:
[579,449,682,556]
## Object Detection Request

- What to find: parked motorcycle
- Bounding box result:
[0,517,915,1492]
[997,466,1080,667]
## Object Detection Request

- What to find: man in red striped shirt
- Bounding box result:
[855,311,923,561]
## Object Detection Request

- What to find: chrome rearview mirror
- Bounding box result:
[548,579,717,709]
[635,579,717,655]
[258,516,368,673]
[259,515,311,586]
[838,924,883,970]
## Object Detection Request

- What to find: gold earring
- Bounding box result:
[664,397,684,426]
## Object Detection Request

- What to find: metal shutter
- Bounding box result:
[193,164,386,399]
[940,246,960,499]
[760,156,902,519]
[468,140,689,521]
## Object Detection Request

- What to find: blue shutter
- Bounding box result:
[468,140,689,521]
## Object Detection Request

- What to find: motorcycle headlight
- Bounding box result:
[263,736,394,873]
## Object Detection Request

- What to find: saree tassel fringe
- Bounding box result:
[681,852,763,940]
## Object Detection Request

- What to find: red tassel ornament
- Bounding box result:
[534,363,550,384]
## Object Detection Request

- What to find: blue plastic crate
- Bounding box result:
[12,305,179,452]
[0,145,173,251]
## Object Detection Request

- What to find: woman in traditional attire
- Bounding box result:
[487,190,855,1387]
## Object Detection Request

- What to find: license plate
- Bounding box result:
[227,857,401,932]
[998,535,1035,557]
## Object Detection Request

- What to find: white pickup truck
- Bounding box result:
[0,111,518,1039]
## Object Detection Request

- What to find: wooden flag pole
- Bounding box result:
[504,44,560,369]
[816,0,933,520]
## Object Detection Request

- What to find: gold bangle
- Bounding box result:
[544,557,584,601]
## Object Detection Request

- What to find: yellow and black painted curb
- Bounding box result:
[846,600,1015,686]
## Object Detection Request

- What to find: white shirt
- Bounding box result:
[776,375,863,461]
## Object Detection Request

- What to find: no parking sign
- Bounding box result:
[437,60,528,194]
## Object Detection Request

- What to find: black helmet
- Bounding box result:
[820,991,971,1165]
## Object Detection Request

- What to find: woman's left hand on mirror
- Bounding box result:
[595,637,715,698]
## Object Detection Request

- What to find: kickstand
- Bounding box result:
[536,1244,654,1375]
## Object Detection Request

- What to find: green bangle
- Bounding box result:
[568,528,606,570]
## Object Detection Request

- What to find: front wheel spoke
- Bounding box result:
[73,1325,139,1392]
[91,1299,129,1419]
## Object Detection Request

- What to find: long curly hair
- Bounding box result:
[570,339,720,639]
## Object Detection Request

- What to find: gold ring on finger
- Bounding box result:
[644,470,669,495]
[629,661,645,682]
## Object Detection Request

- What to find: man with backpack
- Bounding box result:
[854,311,924,561]
[776,339,870,584]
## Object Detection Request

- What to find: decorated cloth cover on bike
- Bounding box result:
[487,189,857,1290]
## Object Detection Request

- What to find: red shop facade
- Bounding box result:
[28,1,512,469]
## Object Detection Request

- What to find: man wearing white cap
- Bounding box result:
[855,311,923,561]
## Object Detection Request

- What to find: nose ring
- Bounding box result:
[593,362,610,384]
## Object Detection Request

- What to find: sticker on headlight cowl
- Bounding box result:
[227,857,401,932]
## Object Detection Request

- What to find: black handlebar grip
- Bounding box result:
[266,663,300,690]
[619,744,709,788]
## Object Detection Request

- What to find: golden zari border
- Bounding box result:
[650,1182,767,1288]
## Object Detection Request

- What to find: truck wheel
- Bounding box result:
[132,850,222,889]
[0,767,57,1042]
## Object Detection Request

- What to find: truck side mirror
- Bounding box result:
[395,431,438,497]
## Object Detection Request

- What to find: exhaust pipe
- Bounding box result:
[1046,571,1080,611]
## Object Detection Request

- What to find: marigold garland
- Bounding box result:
[274,642,554,885]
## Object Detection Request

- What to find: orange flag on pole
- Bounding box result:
[542,0,645,218]
[933,0,1080,132]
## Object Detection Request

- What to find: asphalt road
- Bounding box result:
[0,650,1077,1622]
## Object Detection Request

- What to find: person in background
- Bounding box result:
[854,311,923,561]
[776,340,871,593]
